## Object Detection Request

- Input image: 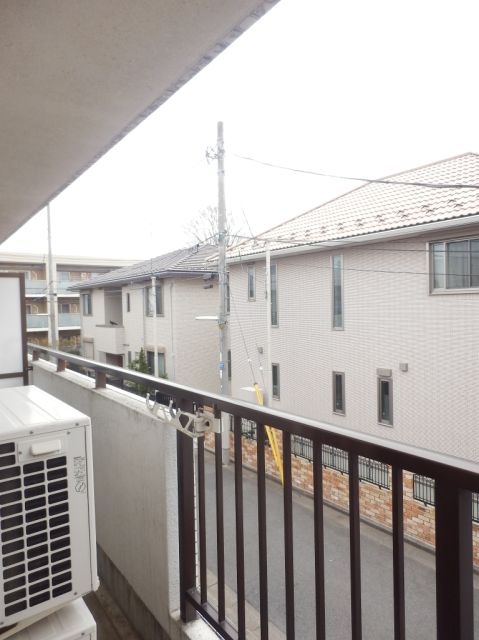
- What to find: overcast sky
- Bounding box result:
[1,0,478,260]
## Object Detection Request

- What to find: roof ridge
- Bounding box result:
[381,151,479,181]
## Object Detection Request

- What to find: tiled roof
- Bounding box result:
[228,153,479,258]
[71,244,218,289]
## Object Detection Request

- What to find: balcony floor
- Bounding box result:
[84,585,140,640]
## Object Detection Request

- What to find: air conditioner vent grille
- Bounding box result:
[0,445,73,618]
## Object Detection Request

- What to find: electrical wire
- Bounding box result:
[231,153,479,190]
[228,287,257,385]
[230,233,479,255]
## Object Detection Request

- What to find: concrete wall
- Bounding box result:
[31,359,188,640]
[172,278,219,393]
[104,290,123,325]
[108,278,219,391]
[229,229,479,462]
[81,289,106,342]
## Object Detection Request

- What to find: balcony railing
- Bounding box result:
[26,313,48,329]
[58,312,81,327]
[25,279,47,295]
[29,345,479,640]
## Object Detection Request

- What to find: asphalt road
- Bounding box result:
[204,451,479,639]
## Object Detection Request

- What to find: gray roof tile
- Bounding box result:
[71,244,218,289]
[229,153,479,258]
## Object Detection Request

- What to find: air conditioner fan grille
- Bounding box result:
[0,443,73,617]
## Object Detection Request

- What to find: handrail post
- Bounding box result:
[57,358,66,372]
[95,371,107,389]
[177,418,196,623]
[435,480,473,640]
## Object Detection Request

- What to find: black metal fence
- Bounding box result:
[413,474,479,523]
[413,474,436,506]
[30,345,479,640]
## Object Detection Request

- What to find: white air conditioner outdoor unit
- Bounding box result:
[8,597,96,640]
[0,386,98,628]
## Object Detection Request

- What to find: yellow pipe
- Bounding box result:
[254,383,284,485]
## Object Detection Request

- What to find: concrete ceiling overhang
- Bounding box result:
[0,0,277,243]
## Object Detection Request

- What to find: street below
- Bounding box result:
[204,451,479,639]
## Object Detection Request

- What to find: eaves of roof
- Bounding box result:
[68,267,218,291]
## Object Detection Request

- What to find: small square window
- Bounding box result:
[332,255,343,329]
[333,372,345,414]
[247,265,255,301]
[378,377,393,426]
[81,293,92,316]
[272,363,280,400]
[270,264,278,326]
[145,284,163,316]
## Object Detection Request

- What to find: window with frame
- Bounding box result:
[145,284,163,316]
[270,264,278,326]
[81,293,92,316]
[272,363,280,399]
[332,255,343,328]
[378,377,393,425]
[431,239,479,290]
[126,292,131,312]
[333,372,345,414]
[227,349,232,381]
[247,265,255,300]
[59,303,71,313]
[147,351,166,377]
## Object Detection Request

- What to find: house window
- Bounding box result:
[333,372,345,414]
[431,239,479,290]
[147,351,166,377]
[332,255,343,328]
[378,377,393,426]
[272,363,280,399]
[226,273,230,313]
[59,303,71,313]
[270,264,278,326]
[247,265,255,300]
[126,292,131,312]
[227,349,232,381]
[81,293,92,316]
[145,284,163,316]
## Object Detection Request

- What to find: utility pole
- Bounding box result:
[217,121,229,466]
[46,204,58,350]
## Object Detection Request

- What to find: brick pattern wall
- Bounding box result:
[204,430,479,564]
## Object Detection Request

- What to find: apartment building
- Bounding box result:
[71,244,220,392]
[227,152,479,463]
[0,253,135,349]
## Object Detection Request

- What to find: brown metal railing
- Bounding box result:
[29,345,479,640]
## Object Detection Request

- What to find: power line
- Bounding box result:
[231,153,479,190]
[231,233,479,254]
